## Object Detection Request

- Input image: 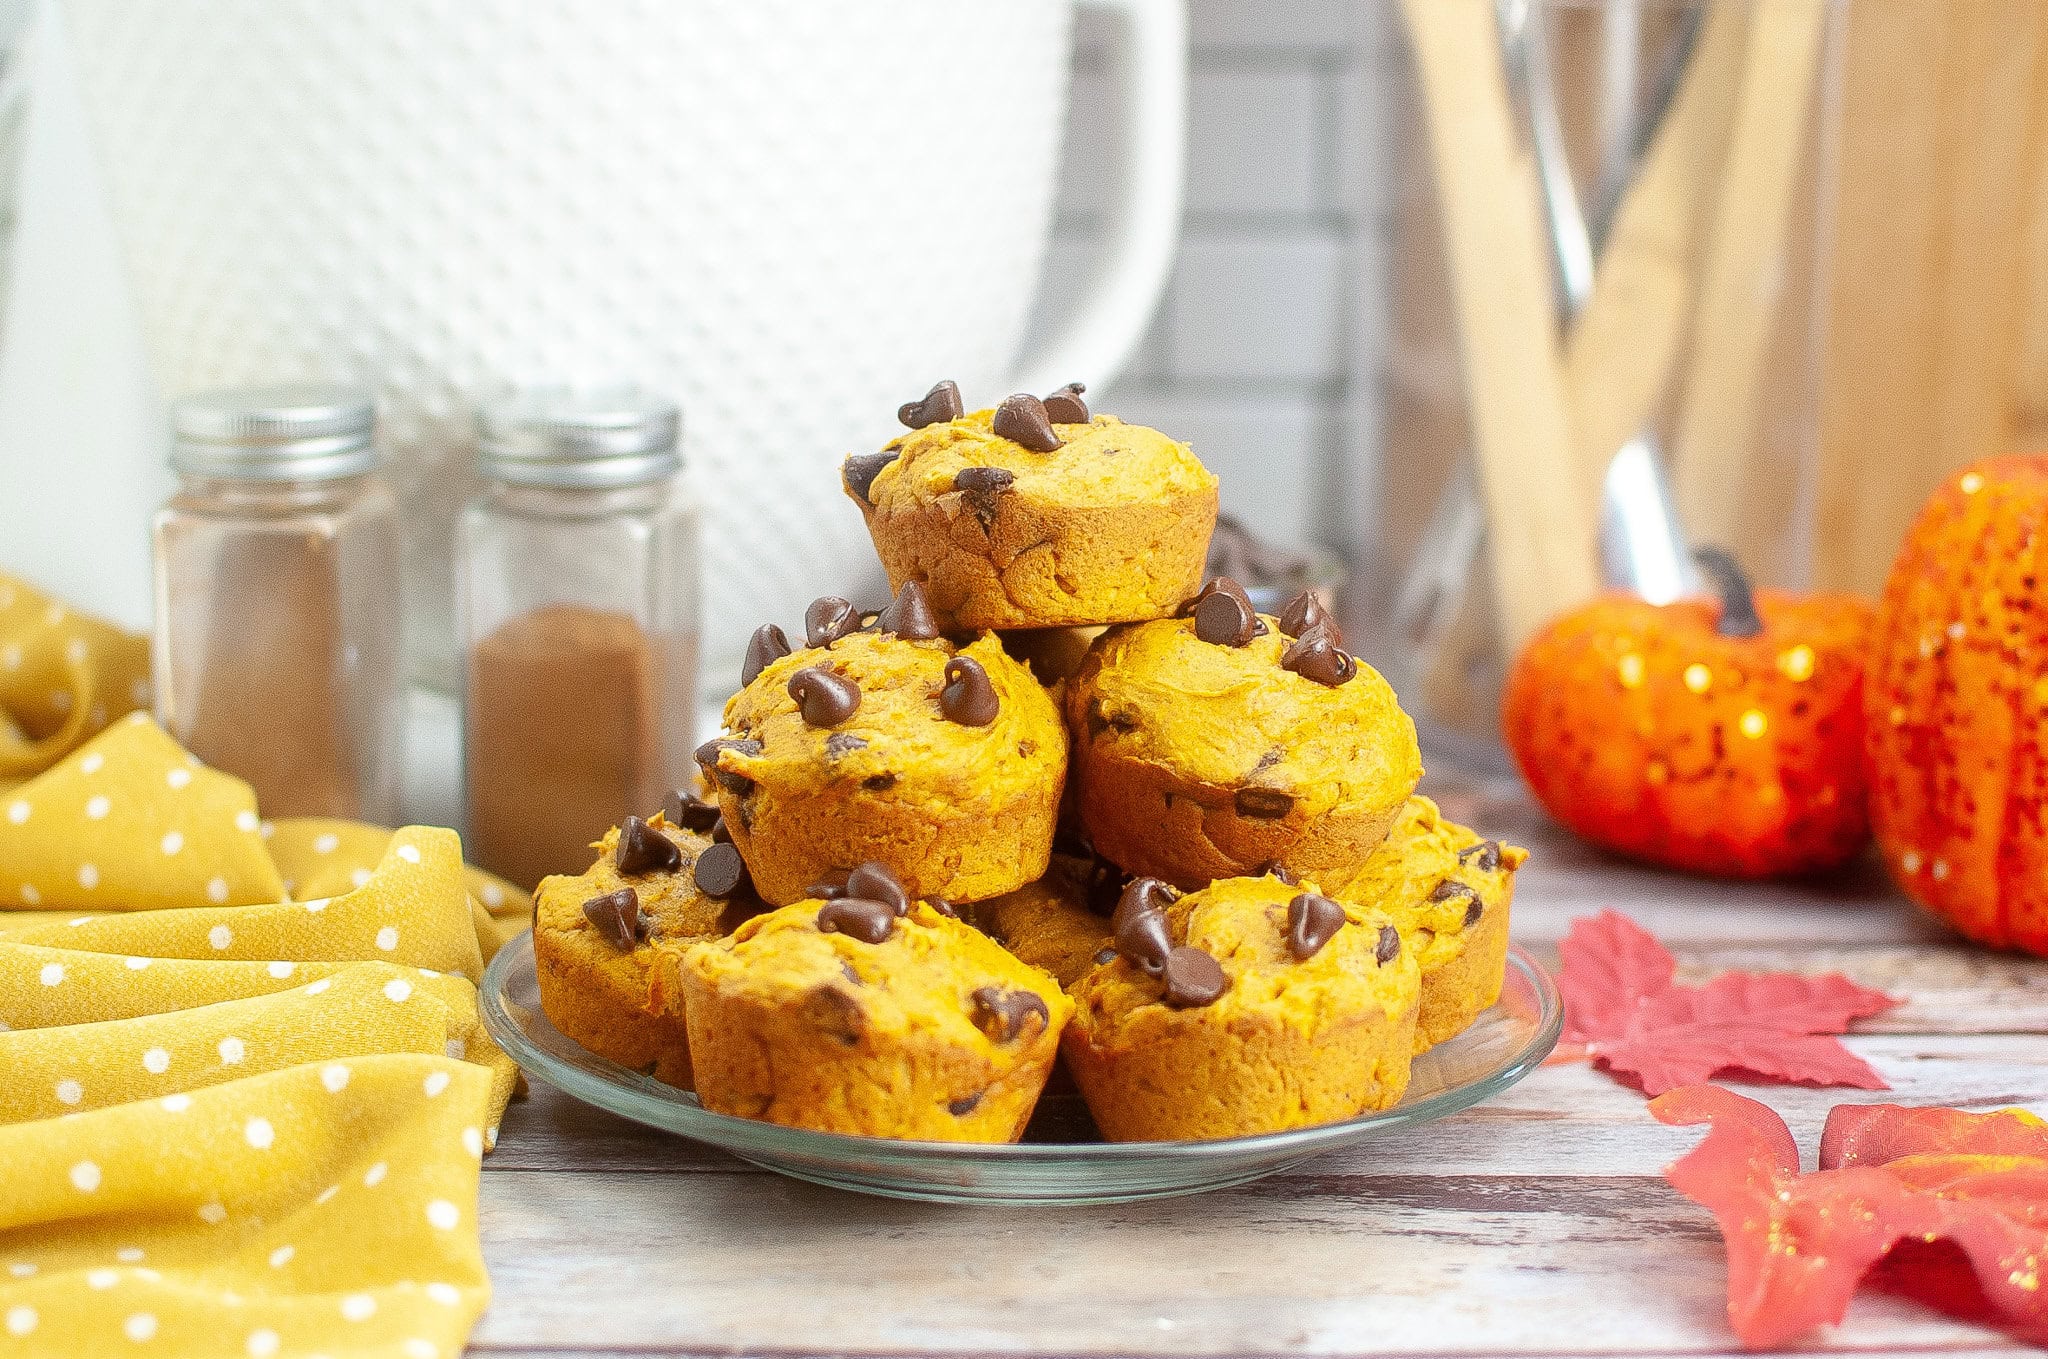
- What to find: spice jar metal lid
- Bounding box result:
[169,384,379,481]
[477,388,682,489]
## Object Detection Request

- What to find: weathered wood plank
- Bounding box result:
[472,1163,2025,1357]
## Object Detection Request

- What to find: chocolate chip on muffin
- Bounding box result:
[939,656,999,726]
[842,450,900,505]
[788,666,861,727]
[817,895,897,944]
[664,789,722,833]
[1042,382,1089,424]
[898,379,964,430]
[992,393,1063,452]
[970,986,1051,1043]
[804,595,863,648]
[742,623,793,686]
[614,815,683,876]
[582,888,651,950]
[1285,892,1347,961]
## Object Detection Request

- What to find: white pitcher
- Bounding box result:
[19,0,1186,689]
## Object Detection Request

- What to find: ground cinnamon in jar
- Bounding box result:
[462,602,685,889]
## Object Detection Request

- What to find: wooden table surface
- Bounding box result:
[470,771,2048,1359]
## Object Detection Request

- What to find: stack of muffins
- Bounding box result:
[533,382,1526,1143]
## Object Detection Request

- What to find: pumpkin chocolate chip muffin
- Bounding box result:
[1065,582,1423,890]
[668,864,1073,1141]
[843,380,1219,632]
[964,852,1120,989]
[1063,873,1420,1141]
[699,582,1067,906]
[533,798,758,1088]
[1324,796,1525,1052]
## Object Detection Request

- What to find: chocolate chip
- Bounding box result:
[840,960,864,986]
[663,790,721,833]
[788,666,861,727]
[925,895,958,919]
[1255,859,1298,886]
[710,816,732,844]
[1464,899,1485,927]
[970,986,1051,1043]
[804,596,861,649]
[939,656,1000,726]
[842,450,900,505]
[1376,924,1400,964]
[1193,589,1259,647]
[862,772,898,792]
[738,623,789,687]
[1278,590,1341,647]
[614,815,682,876]
[1112,877,1178,934]
[1092,947,1120,967]
[1161,946,1229,1008]
[1179,576,1255,618]
[992,393,1063,452]
[953,465,1015,496]
[860,579,935,641]
[1285,893,1347,961]
[1115,908,1173,977]
[801,985,867,1045]
[804,868,850,899]
[1041,382,1088,424]
[1280,625,1357,687]
[817,896,897,944]
[898,379,964,430]
[693,738,760,794]
[952,465,1015,528]
[1432,879,1479,904]
[581,888,648,951]
[1458,840,1504,872]
[948,1091,984,1116]
[1235,787,1296,820]
[693,841,750,899]
[845,862,910,916]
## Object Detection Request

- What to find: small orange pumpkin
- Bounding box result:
[1501,549,1874,877]
[1868,456,2048,955]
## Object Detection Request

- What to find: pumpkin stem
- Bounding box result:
[1694,547,1762,638]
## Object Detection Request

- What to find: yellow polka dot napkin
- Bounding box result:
[266,818,530,962]
[0,679,526,1353]
[0,1053,490,1359]
[0,574,152,790]
[1,714,284,911]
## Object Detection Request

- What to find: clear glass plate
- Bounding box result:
[480,932,1563,1205]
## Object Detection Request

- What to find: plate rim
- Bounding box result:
[481,929,1564,1168]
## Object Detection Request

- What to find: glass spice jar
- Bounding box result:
[456,388,700,889]
[151,385,403,822]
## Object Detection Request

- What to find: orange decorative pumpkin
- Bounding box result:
[1868,456,2048,955]
[1502,549,1874,877]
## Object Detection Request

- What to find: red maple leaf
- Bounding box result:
[1652,1084,2048,1348]
[1557,910,1899,1095]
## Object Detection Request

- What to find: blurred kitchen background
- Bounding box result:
[1,0,2045,771]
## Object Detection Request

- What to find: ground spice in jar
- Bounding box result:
[464,602,682,889]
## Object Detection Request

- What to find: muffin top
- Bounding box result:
[534,811,747,974]
[707,588,1065,806]
[850,406,1216,516]
[1323,795,1526,974]
[1069,873,1418,1040]
[677,897,1073,1052]
[1068,603,1421,821]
